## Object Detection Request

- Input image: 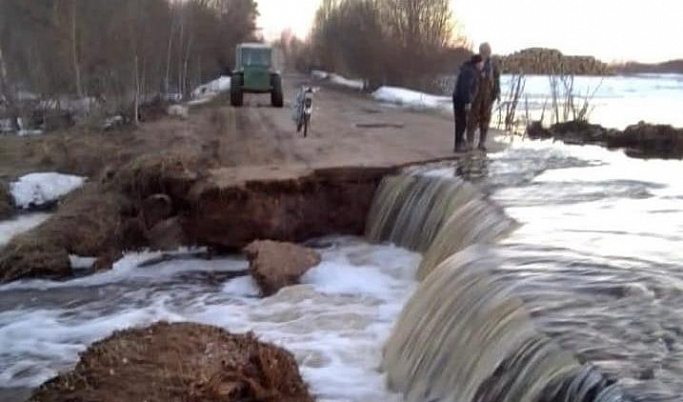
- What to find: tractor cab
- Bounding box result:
[230,43,283,107]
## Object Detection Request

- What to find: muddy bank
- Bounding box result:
[0,184,128,281]
[0,153,198,281]
[29,322,313,402]
[0,158,393,282]
[184,166,391,250]
[527,120,683,159]
[0,180,13,220]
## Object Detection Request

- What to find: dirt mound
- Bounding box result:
[0,180,14,220]
[245,240,321,296]
[0,238,71,281]
[30,322,313,402]
[113,151,201,202]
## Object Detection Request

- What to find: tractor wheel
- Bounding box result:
[230,75,243,107]
[271,75,284,108]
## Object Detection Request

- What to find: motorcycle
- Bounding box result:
[294,86,316,137]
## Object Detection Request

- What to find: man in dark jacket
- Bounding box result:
[468,43,501,151]
[453,54,484,152]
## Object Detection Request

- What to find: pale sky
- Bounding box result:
[257,0,683,63]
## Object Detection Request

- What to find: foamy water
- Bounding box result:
[0,238,419,401]
[1,138,683,400]
[489,141,683,399]
[397,140,683,400]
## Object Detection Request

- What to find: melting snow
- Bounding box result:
[10,173,85,210]
[372,86,451,111]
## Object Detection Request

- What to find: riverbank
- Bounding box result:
[0,74,508,282]
[3,73,681,401]
[527,120,683,159]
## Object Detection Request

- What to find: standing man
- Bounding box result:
[453,54,484,152]
[468,43,501,151]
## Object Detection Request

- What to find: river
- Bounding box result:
[0,139,681,401]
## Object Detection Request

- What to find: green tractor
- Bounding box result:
[230,43,283,108]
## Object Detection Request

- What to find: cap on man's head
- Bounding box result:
[471,54,484,64]
[479,43,492,57]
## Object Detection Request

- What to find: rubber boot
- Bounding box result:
[478,126,488,151]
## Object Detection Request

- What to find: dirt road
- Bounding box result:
[0,74,502,184]
[213,74,502,171]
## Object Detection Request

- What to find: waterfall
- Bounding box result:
[365,173,631,402]
[365,175,516,260]
[418,197,518,280]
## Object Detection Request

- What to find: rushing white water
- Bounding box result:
[488,141,683,400]
[423,140,683,400]
[1,137,682,401]
[0,237,419,401]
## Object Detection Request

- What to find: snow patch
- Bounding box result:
[312,70,330,80]
[69,256,98,271]
[312,70,365,91]
[372,86,452,111]
[0,119,14,133]
[191,76,231,103]
[10,173,86,210]
[101,115,124,130]
[329,74,365,91]
[167,104,189,119]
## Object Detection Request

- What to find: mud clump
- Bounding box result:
[113,152,200,204]
[245,240,321,296]
[30,322,313,402]
[0,238,71,281]
[0,180,13,220]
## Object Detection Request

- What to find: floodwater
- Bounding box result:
[0,139,681,401]
[499,73,683,130]
[425,140,683,400]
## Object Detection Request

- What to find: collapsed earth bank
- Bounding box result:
[0,155,393,282]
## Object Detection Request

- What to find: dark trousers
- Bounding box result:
[468,100,493,146]
[453,104,468,149]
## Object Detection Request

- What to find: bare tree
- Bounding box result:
[0,0,259,128]
[311,0,457,90]
[69,0,83,98]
